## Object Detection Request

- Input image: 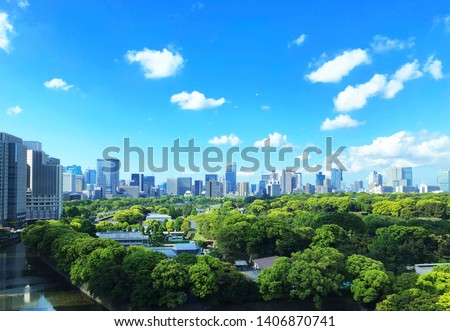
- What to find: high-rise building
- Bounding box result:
[330,168,343,191]
[225,162,236,193]
[166,178,177,196]
[205,180,223,198]
[63,172,76,193]
[84,169,97,185]
[205,174,218,183]
[237,181,250,197]
[25,143,63,221]
[0,133,27,227]
[177,177,192,196]
[143,175,155,195]
[437,171,450,192]
[281,168,296,194]
[316,172,325,186]
[96,158,120,196]
[131,173,144,191]
[388,166,413,187]
[258,180,267,196]
[194,180,203,196]
[64,165,83,176]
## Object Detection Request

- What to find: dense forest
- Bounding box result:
[22,192,450,310]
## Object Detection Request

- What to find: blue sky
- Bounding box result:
[1,0,450,187]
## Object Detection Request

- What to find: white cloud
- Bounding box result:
[170,91,225,110]
[370,35,415,52]
[383,60,423,99]
[6,105,22,116]
[289,34,307,47]
[383,79,403,99]
[0,12,14,52]
[18,1,30,9]
[346,131,450,172]
[261,105,271,110]
[334,74,387,112]
[393,59,423,81]
[125,47,184,79]
[434,15,450,33]
[254,132,289,148]
[208,134,241,146]
[306,48,370,83]
[43,78,74,91]
[423,55,444,80]
[320,115,364,131]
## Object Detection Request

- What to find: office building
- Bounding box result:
[316,172,325,186]
[64,165,83,176]
[237,181,250,197]
[258,180,267,196]
[388,166,413,187]
[437,171,450,192]
[84,169,97,185]
[96,158,120,196]
[205,174,218,183]
[281,168,296,194]
[368,170,383,192]
[194,180,203,196]
[63,172,76,193]
[225,162,236,193]
[0,133,27,227]
[330,168,343,191]
[143,176,155,195]
[177,177,192,196]
[166,178,177,196]
[131,173,144,191]
[205,179,223,198]
[25,142,63,220]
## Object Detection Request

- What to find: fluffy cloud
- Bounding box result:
[306,49,370,83]
[370,35,415,52]
[261,105,271,110]
[393,59,423,81]
[383,60,423,99]
[289,34,307,47]
[126,48,184,79]
[424,55,444,80]
[254,132,289,147]
[0,12,14,52]
[334,74,387,112]
[6,105,22,116]
[170,91,225,110]
[320,115,364,131]
[346,131,450,172]
[208,134,241,146]
[43,78,74,91]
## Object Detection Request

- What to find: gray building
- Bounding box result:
[0,133,27,227]
[25,143,63,221]
[437,170,450,192]
[166,178,177,196]
[177,177,192,196]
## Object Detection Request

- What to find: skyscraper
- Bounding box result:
[166,178,177,196]
[237,181,250,197]
[281,168,295,194]
[25,143,63,221]
[84,169,97,185]
[437,170,450,192]
[143,175,155,195]
[0,133,27,227]
[316,172,325,186]
[177,177,192,196]
[205,179,223,198]
[225,162,236,193]
[131,173,144,191]
[194,180,203,196]
[205,174,218,182]
[96,158,120,196]
[388,166,413,187]
[330,168,343,191]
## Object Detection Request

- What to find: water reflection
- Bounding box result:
[0,243,105,311]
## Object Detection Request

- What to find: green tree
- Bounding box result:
[151,259,189,308]
[256,257,292,300]
[351,269,391,304]
[345,254,385,279]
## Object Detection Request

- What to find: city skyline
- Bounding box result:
[1,1,450,186]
